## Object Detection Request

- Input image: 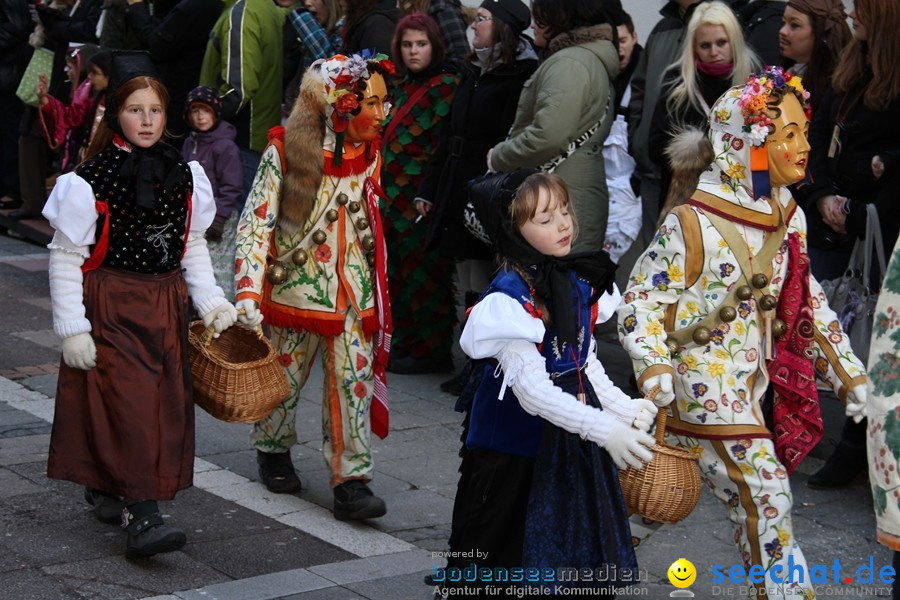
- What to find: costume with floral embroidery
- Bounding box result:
[234,55,392,486]
[618,71,866,600]
[867,234,900,551]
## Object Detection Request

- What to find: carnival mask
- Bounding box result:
[346,72,387,144]
[765,93,811,187]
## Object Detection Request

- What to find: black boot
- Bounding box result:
[440,360,474,395]
[333,480,386,521]
[389,353,453,375]
[84,487,124,524]
[808,417,868,489]
[257,450,302,494]
[122,500,186,559]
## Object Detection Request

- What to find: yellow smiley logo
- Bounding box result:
[668,558,697,588]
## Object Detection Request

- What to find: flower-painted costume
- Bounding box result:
[867,234,900,550]
[234,54,394,489]
[381,67,458,366]
[618,69,866,599]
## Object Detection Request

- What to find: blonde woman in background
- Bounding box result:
[649,1,759,215]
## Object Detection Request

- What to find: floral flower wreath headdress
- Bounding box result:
[708,66,811,199]
[319,51,395,164]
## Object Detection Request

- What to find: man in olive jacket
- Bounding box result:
[488,6,619,254]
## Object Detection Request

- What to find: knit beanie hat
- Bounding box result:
[184,86,223,124]
[480,0,531,36]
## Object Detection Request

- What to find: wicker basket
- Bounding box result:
[188,319,291,423]
[618,391,702,524]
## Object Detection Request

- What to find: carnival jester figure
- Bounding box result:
[234,52,394,521]
[618,67,867,599]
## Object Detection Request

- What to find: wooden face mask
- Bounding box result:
[346,72,387,144]
[766,93,811,188]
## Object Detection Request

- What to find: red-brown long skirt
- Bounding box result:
[47,266,194,501]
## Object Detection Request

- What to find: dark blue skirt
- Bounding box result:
[522,371,638,592]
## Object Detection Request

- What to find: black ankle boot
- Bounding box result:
[808,418,868,489]
[440,360,474,395]
[122,501,186,559]
[84,487,124,524]
[333,480,386,521]
[257,450,302,494]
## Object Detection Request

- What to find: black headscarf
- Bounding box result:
[118,142,185,210]
[467,169,617,350]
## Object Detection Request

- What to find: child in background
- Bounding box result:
[42,52,237,559]
[182,86,243,299]
[447,170,656,592]
[37,47,110,172]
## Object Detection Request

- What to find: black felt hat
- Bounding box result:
[105,51,159,128]
[480,0,531,35]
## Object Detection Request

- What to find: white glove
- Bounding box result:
[202,302,238,338]
[236,299,264,327]
[605,421,655,470]
[642,373,675,407]
[631,399,658,433]
[845,384,867,424]
[62,333,97,370]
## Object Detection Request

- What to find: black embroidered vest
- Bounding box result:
[76,144,193,274]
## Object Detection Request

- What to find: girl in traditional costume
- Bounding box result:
[448,170,656,592]
[43,51,237,559]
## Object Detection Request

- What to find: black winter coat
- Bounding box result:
[732,0,785,67]
[649,69,733,212]
[342,0,401,59]
[0,0,32,92]
[806,80,900,255]
[127,0,223,138]
[418,57,538,260]
[35,0,101,99]
[21,0,100,138]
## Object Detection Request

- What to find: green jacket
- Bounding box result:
[491,27,619,253]
[200,0,283,152]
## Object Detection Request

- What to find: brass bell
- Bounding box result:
[692,326,711,346]
[366,253,376,267]
[759,294,777,311]
[325,209,339,222]
[736,285,753,301]
[362,234,376,252]
[751,273,769,289]
[291,249,308,266]
[666,339,680,356]
[356,217,369,230]
[771,318,787,338]
[336,192,349,205]
[312,229,327,245]
[348,201,361,213]
[266,264,288,285]
[719,306,737,322]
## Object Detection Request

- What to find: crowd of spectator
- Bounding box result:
[2,0,900,589]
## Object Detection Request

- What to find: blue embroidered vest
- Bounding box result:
[466,268,595,458]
